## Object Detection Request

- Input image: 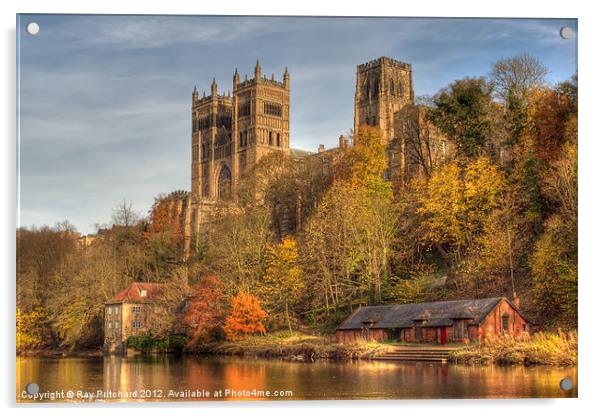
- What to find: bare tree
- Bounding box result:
[490,53,548,104]
[111,198,141,228]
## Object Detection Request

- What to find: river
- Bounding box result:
[16,355,577,402]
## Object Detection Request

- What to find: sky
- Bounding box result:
[16,15,577,234]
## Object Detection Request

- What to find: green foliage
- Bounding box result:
[126,334,189,354]
[428,77,493,158]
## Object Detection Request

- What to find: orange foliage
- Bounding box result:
[144,196,185,247]
[526,87,573,162]
[224,292,268,340]
[182,275,225,346]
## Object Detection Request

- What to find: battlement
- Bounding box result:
[196,93,233,106]
[357,56,412,71]
[235,76,287,90]
[166,190,191,200]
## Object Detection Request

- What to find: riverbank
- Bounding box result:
[17,348,103,358]
[450,331,577,366]
[190,332,395,361]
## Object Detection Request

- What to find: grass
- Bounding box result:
[451,330,577,366]
[190,331,394,361]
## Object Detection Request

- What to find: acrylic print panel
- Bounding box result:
[16,14,578,402]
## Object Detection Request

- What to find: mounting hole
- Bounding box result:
[25,382,39,395]
[559,377,573,391]
[560,26,573,39]
[26,22,40,35]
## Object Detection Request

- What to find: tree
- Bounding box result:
[183,275,226,346]
[223,292,268,340]
[203,205,274,295]
[16,307,48,351]
[17,224,78,310]
[111,198,141,228]
[418,157,506,261]
[490,53,548,106]
[344,125,391,195]
[531,139,577,327]
[428,77,493,159]
[399,104,450,181]
[262,237,303,335]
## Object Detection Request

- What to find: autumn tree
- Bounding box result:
[490,53,548,149]
[418,157,506,264]
[16,307,49,351]
[428,77,493,159]
[345,125,391,195]
[531,139,577,327]
[183,275,226,346]
[224,292,268,340]
[203,205,274,295]
[261,237,303,335]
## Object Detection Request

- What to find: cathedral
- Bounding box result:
[176,56,452,257]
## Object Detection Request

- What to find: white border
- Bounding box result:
[2,1,600,415]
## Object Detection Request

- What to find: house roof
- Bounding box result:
[337,297,524,330]
[107,282,166,304]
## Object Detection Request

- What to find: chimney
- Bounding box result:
[338,135,348,149]
[513,295,520,309]
[318,144,325,153]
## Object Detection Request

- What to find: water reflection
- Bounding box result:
[16,355,577,402]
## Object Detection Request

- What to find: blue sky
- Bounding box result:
[17,15,577,234]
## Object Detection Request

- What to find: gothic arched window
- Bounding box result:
[217,165,232,200]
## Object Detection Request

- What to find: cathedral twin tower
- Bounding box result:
[189,56,416,249]
[190,60,291,239]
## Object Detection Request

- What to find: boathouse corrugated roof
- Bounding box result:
[337,297,518,330]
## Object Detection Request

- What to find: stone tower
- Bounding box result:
[189,61,290,251]
[354,56,414,144]
[232,59,291,181]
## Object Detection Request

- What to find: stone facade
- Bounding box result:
[103,282,166,355]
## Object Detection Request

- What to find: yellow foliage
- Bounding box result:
[418,157,506,251]
[16,307,46,350]
[346,125,392,196]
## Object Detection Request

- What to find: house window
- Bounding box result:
[115,321,119,329]
[140,290,147,298]
[108,322,112,329]
[269,131,273,145]
[276,133,281,147]
[107,307,111,315]
[133,306,142,314]
[502,313,509,332]
[133,320,141,329]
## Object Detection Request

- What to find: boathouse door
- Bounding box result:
[439,328,447,344]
